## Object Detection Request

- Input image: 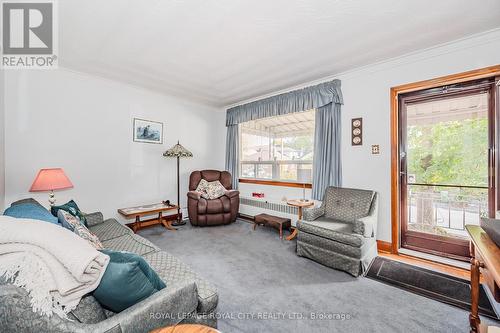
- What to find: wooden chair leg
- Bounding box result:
[279,225,283,239]
[253,223,257,230]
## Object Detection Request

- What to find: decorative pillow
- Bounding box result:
[58,210,103,249]
[93,249,166,312]
[195,179,209,195]
[202,180,227,200]
[3,203,59,224]
[51,200,88,227]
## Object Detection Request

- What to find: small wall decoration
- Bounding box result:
[351,118,363,146]
[133,118,163,144]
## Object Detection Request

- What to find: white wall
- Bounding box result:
[4,68,226,222]
[235,29,500,242]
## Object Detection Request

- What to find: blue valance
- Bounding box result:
[226,79,343,126]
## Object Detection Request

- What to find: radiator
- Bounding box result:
[239,197,299,223]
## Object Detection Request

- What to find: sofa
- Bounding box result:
[187,170,239,226]
[0,199,219,332]
[296,187,378,277]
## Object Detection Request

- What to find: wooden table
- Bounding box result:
[118,203,181,233]
[150,324,220,333]
[285,199,314,241]
[466,225,500,333]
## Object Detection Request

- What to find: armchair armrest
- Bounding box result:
[353,194,378,238]
[353,215,377,238]
[187,191,202,200]
[302,206,325,221]
[224,190,239,199]
[84,212,104,227]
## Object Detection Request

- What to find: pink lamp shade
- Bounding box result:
[29,168,74,192]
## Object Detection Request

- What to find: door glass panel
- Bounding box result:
[406,92,489,239]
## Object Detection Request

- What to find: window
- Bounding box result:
[239,110,315,183]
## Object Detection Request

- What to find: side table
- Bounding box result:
[285,199,314,241]
[118,203,181,233]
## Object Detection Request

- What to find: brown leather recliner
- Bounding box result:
[187,170,240,226]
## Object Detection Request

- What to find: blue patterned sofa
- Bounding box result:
[0,199,218,332]
[296,187,378,277]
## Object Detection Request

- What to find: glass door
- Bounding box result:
[399,79,497,260]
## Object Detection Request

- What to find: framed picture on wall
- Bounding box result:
[133,118,163,144]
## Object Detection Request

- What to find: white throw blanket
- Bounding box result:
[0,216,109,318]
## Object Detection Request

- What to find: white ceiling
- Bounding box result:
[59,0,500,107]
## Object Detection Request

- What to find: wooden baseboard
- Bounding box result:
[377,240,392,253]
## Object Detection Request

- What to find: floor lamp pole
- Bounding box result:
[163,141,192,226]
[177,155,180,223]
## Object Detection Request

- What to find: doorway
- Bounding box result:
[391,67,500,260]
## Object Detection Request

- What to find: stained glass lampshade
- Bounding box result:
[163,141,193,158]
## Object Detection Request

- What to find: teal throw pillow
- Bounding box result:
[93,250,166,312]
[4,203,59,224]
[51,200,87,226]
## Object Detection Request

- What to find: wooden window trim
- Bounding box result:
[239,178,312,189]
[390,65,500,255]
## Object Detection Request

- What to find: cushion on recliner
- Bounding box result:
[297,218,364,247]
[206,199,223,214]
[323,187,374,222]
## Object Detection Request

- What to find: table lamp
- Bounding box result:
[163,141,193,226]
[29,168,73,206]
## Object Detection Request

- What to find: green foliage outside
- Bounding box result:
[407,118,488,187]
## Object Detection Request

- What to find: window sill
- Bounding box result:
[239,178,312,188]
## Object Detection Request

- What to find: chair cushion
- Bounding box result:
[297,231,375,259]
[297,218,364,247]
[89,218,131,241]
[323,187,374,222]
[101,234,159,256]
[143,251,218,314]
[206,197,231,214]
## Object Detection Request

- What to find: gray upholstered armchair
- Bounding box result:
[296,186,378,277]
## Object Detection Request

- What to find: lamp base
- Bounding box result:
[171,219,186,227]
[48,190,56,206]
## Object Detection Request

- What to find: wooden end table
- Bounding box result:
[118,203,181,233]
[285,199,314,241]
[466,225,500,333]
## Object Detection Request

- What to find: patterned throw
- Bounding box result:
[0,216,109,318]
[58,210,104,250]
[196,179,226,199]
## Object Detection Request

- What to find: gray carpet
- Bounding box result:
[139,219,495,333]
